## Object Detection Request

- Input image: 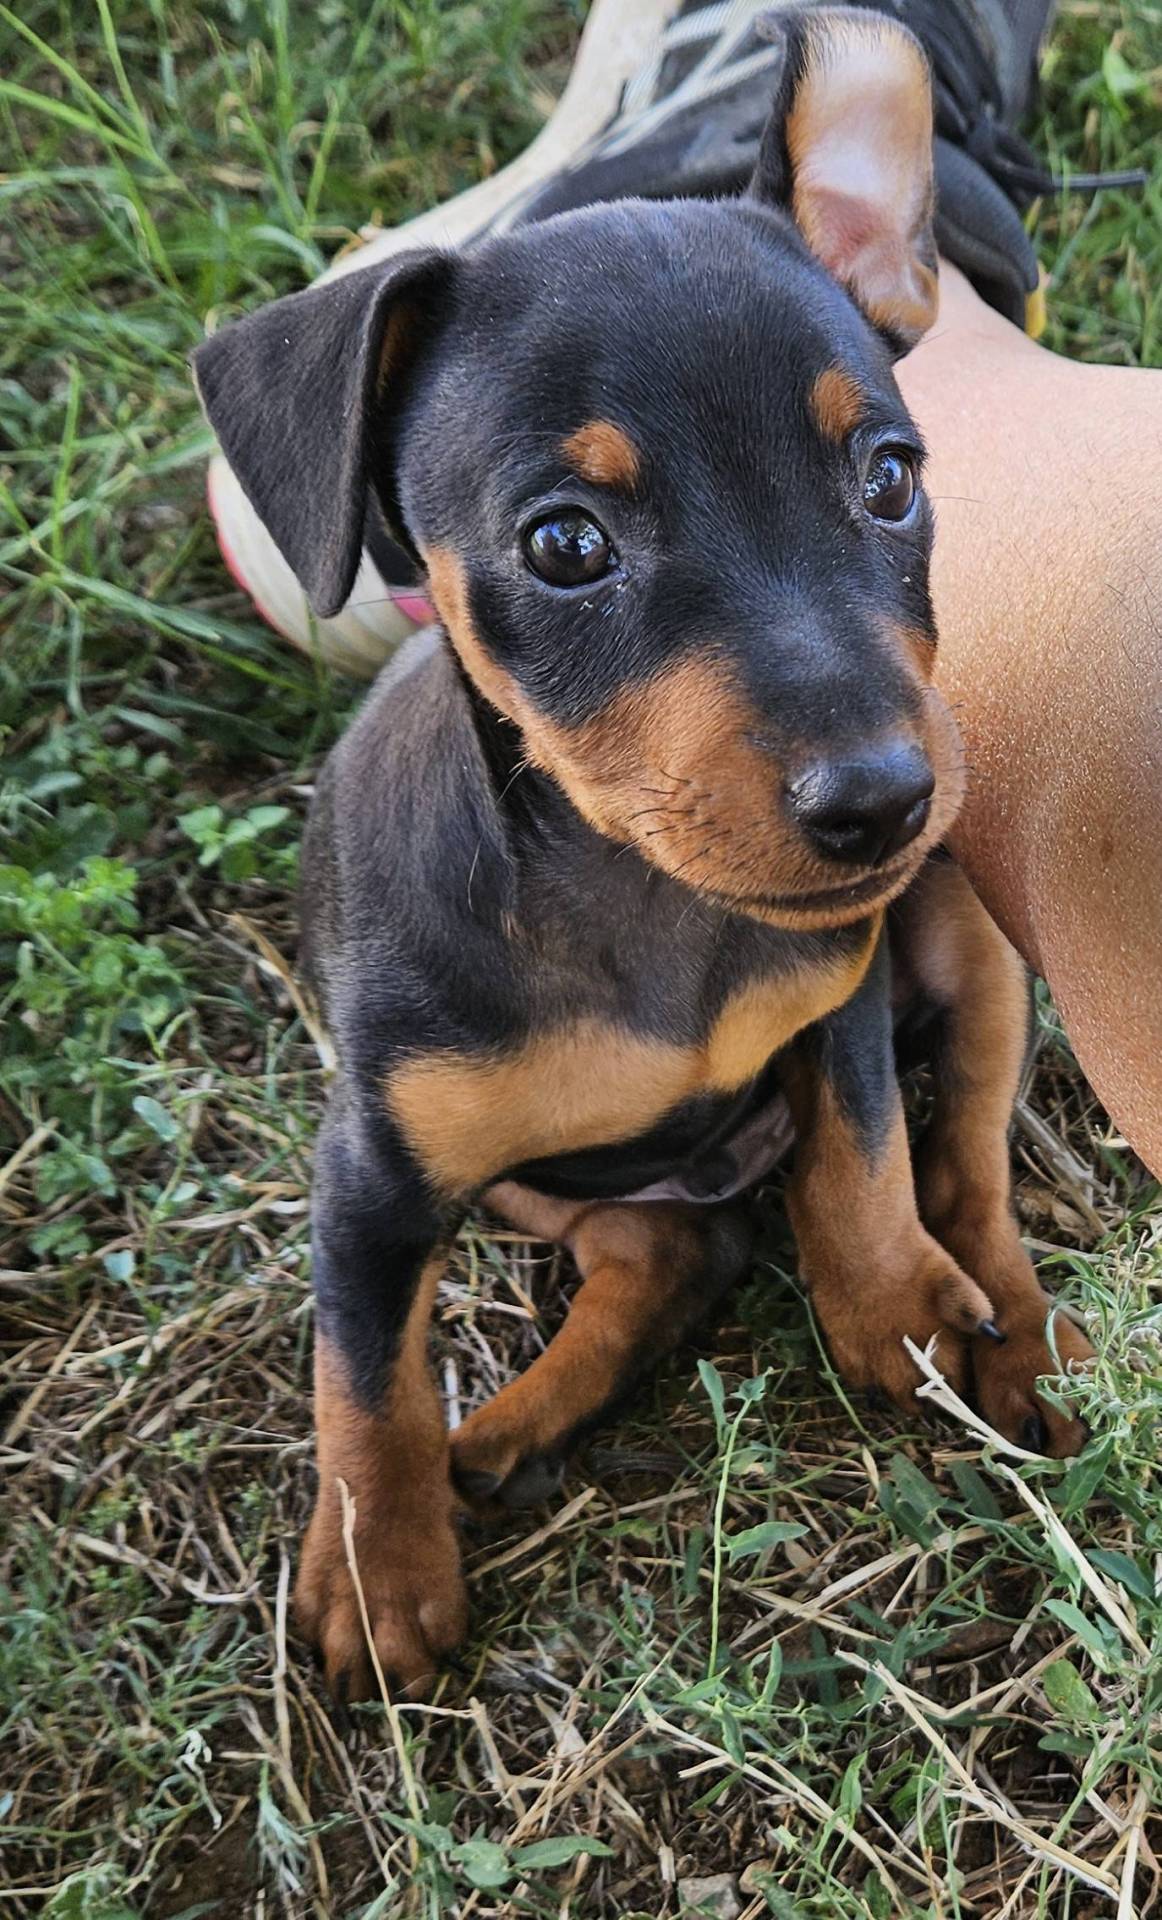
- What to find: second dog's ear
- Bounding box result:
[751,8,938,351]
[192,250,450,617]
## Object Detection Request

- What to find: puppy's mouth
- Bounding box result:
[703,841,934,931]
[740,863,912,914]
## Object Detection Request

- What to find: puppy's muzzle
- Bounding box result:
[785,738,934,868]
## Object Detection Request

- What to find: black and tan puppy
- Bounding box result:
[194,10,1092,1697]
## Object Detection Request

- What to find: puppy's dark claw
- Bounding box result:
[498,1453,565,1509]
[453,1464,505,1503]
[979,1319,1007,1344]
[1020,1411,1048,1453]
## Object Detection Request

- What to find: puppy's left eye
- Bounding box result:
[862,450,916,521]
[523,511,616,587]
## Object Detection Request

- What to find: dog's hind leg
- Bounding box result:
[450,1185,753,1508]
[895,861,1094,1455]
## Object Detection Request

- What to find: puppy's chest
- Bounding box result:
[384,928,874,1197]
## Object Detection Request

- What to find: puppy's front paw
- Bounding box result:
[816,1243,997,1412]
[973,1301,1094,1456]
[451,1401,567,1511]
[296,1490,467,1701]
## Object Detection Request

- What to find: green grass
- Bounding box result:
[1,3,1160,1915]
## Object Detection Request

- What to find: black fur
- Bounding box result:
[194,10,955,1414]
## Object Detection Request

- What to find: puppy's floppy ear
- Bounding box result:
[192,250,449,617]
[750,7,938,352]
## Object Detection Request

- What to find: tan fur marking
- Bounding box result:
[787,15,938,344]
[295,1259,467,1697]
[884,616,939,682]
[702,959,872,1089]
[377,302,418,391]
[452,1197,728,1497]
[386,930,876,1196]
[783,1053,993,1410]
[426,546,959,930]
[904,862,1046,1265]
[427,546,526,719]
[561,419,642,490]
[426,549,798,901]
[810,365,867,442]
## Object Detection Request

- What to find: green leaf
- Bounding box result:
[177,805,222,838]
[451,1839,513,1891]
[512,1837,614,1871]
[757,1639,783,1704]
[838,1754,863,1819]
[1087,1549,1156,1604]
[222,817,259,845]
[726,1520,808,1561]
[1042,1657,1100,1727]
[77,1153,116,1196]
[44,1865,141,1918]
[132,1094,179,1142]
[246,804,291,832]
[1058,1435,1114,1515]
[1101,43,1148,97]
[697,1358,726,1437]
[719,1703,746,1765]
[220,843,258,881]
[1044,1598,1117,1667]
[682,1526,706,1599]
[887,1456,943,1522]
[948,1459,1002,1521]
[1038,1728,1095,1758]
[734,1368,770,1407]
[102,1248,135,1283]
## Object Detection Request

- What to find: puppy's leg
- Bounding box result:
[782,932,998,1413]
[896,862,1093,1454]
[295,1097,467,1700]
[450,1185,753,1507]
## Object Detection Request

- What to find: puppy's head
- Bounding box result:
[195,8,961,932]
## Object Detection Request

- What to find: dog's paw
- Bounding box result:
[973,1302,1094,1456]
[817,1245,996,1412]
[451,1404,566,1511]
[296,1497,467,1702]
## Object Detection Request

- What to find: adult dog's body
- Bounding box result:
[195,8,1091,1698]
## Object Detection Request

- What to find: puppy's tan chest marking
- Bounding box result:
[385,934,875,1195]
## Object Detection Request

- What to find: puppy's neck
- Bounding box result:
[460,663,615,859]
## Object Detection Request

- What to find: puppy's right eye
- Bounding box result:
[523,511,615,587]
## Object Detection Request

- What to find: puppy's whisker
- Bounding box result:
[665,845,713,885]
[626,804,698,823]
[496,757,533,806]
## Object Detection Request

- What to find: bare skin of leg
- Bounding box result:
[898,264,1162,1177]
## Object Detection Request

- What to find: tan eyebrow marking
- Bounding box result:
[561,419,642,491]
[809,365,868,442]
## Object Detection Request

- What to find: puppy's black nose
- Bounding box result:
[787,743,934,867]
